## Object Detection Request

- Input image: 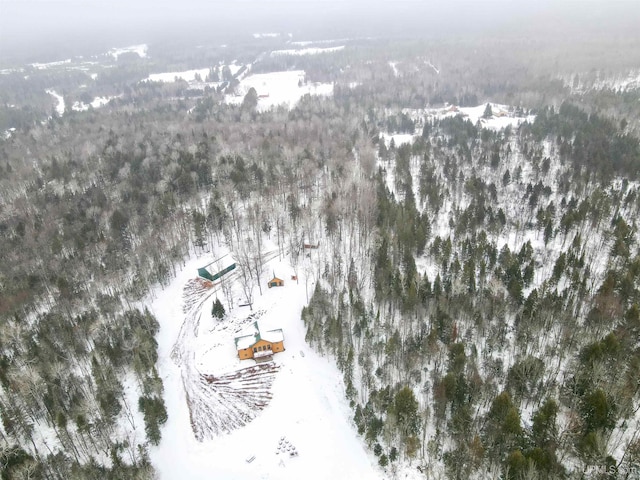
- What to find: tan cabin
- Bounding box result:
[235,322,285,360]
[268,276,284,288]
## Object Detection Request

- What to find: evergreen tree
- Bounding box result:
[211,298,226,320]
[483,103,493,119]
[241,87,258,112]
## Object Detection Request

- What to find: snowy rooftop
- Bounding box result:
[234,321,284,350]
[262,329,284,344]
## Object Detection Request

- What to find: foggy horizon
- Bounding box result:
[2,0,640,65]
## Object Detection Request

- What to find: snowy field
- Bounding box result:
[31,59,72,69]
[148,251,382,480]
[290,38,353,47]
[72,95,119,111]
[426,103,536,130]
[108,44,148,59]
[225,70,333,112]
[380,132,417,147]
[144,68,212,84]
[271,46,345,56]
[0,67,24,75]
[379,103,534,146]
[45,89,65,116]
[225,63,244,77]
[253,33,282,39]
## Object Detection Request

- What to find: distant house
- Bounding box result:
[268,276,284,288]
[234,322,285,361]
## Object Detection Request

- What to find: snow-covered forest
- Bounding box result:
[1,20,640,480]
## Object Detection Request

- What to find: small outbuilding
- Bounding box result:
[235,322,285,361]
[268,276,284,288]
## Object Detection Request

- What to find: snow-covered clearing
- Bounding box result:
[201,63,244,83]
[225,63,243,77]
[290,41,315,47]
[426,103,535,130]
[0,68,24,75]
[144,68,211,84]
[108,44,148,59]
[148,251,382,480]
[31,59,72,70]
[271,46,345,56]
[253,33,281,39]
[290,38,353,47]
[225,70,333,112]
[45,89,65,116]
[71,95,119,111]
[380,132,417,147]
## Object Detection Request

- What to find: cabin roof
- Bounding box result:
[199,254,236,270]
[262,328,284,343]
[234,322,284,349]
[235,333,258,350]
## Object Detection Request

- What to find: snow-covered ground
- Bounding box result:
[31,59,72,70]
[71,95,119,111]
[380,132,416,147]
[290,38,354,47]
[225,70,333,112]
[218,60,244,77]
[108,44,148,59]
[144,68,212,83]
[45,89,65,116]
[389,61,400,77]
[271,46,345,56]
[426,103,536,130]
[253,33,281,39]
[148,251,382,480]
[563,70,640,93]
[0,67,24,75]
[22,58,101,77]
[425,60,439,75]
[225,63,243,77]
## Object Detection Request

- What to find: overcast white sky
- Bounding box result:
[1,0,639,62]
